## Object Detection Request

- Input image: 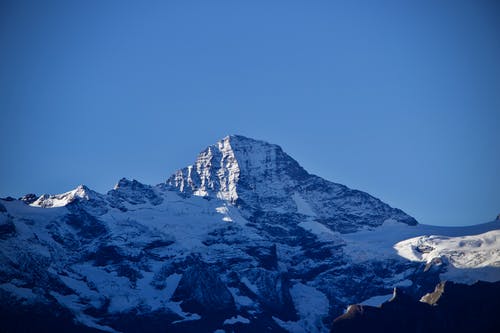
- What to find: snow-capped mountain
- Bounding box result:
[0,135,498,333]
[166,135,417,232]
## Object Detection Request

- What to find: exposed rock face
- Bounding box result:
[167,135,417,231]
[0,135,497,333]
[172,258,237,317]
[19,193,38,204]
[109,178,164,207]
[331,281,500,333]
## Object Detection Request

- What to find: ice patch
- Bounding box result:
[228,287,255,308]
[241,277,259,295]
[274,283,329,333]
[0,283,37,302]
[216,206,229,214]
[171,311,201,324]
[223,315,250,325]
[394,230,500,283]
[162,273,182,300]
[50,291,117,332]
[395,279,413,287]
[360,294,393,307]
[292,193,315,216]
[30,185,91,208]
[298,221,339,242]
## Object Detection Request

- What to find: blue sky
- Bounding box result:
[1,0,499,226]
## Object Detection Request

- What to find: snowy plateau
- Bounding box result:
[0,135,498,333]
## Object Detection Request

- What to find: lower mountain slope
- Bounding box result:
[331,280,500,333]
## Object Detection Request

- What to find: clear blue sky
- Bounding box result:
[1,0,499,226]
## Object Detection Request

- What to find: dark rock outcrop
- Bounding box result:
[20,193,38,204]
[331,280,500,333]
[172,259,236,317]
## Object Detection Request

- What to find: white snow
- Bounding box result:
[342,219,500,263]
[394,230,500,268]
[223,315,250,325]
[394,230,500,283]
[360,294,393,307]
[0,283,37,301]
[2,199,68,219]
[339,219,500,285]
[2,142,500,333]
[292,193,315,216]
[162,273,182,300]
[50,291,117,332]
[274,283,329,333]
[102,193,233,250]
[241,277,259,295]
[170,310,201,324]
[228,287,255,308]
[30,185,91,208]
[174,136,241,203]
[298,221,340,242]
[216,205,233,222]
[395,279,413,287]
[215,137,240,203]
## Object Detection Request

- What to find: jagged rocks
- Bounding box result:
[19,193,38,204]
[240,268,297,321]
[167,135,416,232]
[63,208,108,239]
[172,259,236,317]
[109,178,164,206]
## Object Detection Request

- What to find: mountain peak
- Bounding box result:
[113,177,145,190]
[166,135,417,229]
[166,135,308,203]
[30,184,93,208]
[222,134,274,147]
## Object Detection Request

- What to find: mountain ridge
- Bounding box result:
[29,135,417,231]
[0,135,498,333]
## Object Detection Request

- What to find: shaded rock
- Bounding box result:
[331,281,500,333]
[172,259,236,317]
[20,193,38,204]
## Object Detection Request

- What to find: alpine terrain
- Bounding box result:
[0,135,499,332]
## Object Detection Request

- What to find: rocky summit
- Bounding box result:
[0,135,498,333]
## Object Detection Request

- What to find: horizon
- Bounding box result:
[1,1,499,226]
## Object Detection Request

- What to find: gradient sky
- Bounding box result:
[1,0,499,226]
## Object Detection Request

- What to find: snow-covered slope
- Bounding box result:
[30,185,97,208]
[395,230,500,283]
[0,135,498,333]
